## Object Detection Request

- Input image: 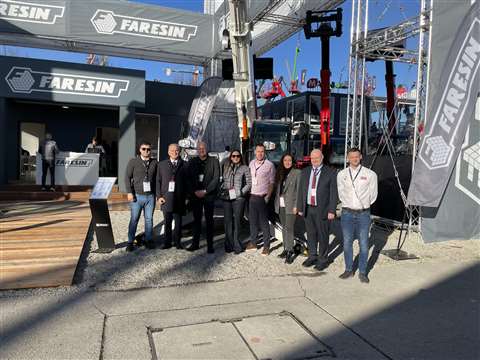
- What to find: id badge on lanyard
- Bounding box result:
[168,181,175,192]
[279,196,286,207]
[229,188,237,200]
[199,174,204,182]
[143,181,151,192]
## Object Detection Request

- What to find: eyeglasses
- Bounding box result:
[231,154,241,158]
[141,148,151,152]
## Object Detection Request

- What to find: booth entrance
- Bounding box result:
[20,122,45,183]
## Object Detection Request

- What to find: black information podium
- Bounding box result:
[89,177,117,253]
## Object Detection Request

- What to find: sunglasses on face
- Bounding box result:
[141,148,151,152]
[231,154,241,158]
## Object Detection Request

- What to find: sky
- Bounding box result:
[1,0,423,97]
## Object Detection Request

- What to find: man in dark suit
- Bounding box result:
[187,142,220,253]
[297,149,338,270]
[156,143,187,249]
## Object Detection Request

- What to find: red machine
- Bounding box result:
[260,77,286,101]
[304,8,342,158]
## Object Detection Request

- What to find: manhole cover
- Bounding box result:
[150,312,332,360]
[234,312,332,360]
[151,321,255,359]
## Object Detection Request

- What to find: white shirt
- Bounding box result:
[307,165,322,206]
[337,165,378,210]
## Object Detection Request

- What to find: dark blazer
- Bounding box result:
[156,159,187,213]
[274,169,301,215]
[296,165,338,220]
[187,156,220,202]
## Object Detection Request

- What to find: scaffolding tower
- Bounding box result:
[345,0,432,240]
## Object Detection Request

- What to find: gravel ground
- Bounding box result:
[76,211,479,291]
[2,210,478,298]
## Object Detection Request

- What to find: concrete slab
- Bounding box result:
[234,313,332,360]
[152,322,255,360]
[301,260,480,360]
[0,291,104,360]
[102,297,383,360]
[94,276,304,316]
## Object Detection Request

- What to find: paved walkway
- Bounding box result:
[1,256,478,359]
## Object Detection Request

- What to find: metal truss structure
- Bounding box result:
[345,0,432,238]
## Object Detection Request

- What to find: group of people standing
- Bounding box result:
[125,140,378,283]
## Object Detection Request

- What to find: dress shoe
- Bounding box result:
[234,249,243,255]
[359,273,370,284]
[261,247,270,256]
[314,262,329,271]
[207,247,215,254]
[277,249,288,259]
[126,243,135,252]
[225,248,233,253]
[162,242,172,250]
[302,257,317,267]
[285,251,295,264]
[245,242,257,252]
[186,245,199,252]
[175,243,184,250]
[339,270,354,279]
[145,241,156,249]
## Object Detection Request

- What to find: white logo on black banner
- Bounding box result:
[419,20,480,170]
[0,0,64,24]
[91,9,197,42]
[455,96,480,205]
[5,67,130,98]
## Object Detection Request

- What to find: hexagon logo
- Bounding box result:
[91,10,117,35]
[5,67,35,93]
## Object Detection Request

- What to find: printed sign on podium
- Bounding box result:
[89,177,117,252]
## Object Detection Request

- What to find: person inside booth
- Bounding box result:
[85,136,106,176]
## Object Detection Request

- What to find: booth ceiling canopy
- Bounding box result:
[0,0,342,65]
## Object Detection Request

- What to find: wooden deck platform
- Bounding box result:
[0,200,92,290]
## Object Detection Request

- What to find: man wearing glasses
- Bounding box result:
[125,141,158,252]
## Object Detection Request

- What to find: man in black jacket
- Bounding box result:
[297,149,338,270]
[125,141,158,252]
[156,143,187,249]
[187,142,220,253]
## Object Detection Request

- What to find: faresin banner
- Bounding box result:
[407,1,480,207]
[0,0,214,64]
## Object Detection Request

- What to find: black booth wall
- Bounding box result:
[143,81,197,159]
[0,80,197,185]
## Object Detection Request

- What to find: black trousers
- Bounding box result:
[249,195,271,248]
[305,205,329,264]
[223,198,246,252]
[41,159,55,187]
[279,208,296,251]
[163,211,182,246]
[191,198,215,250]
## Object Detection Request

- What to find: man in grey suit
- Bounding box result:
[156,144,188,249]
[297,149,338,270]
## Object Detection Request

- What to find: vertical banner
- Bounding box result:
[182,77,223,149]
[407,1,480,207]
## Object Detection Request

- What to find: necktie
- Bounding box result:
[310,168,318,206]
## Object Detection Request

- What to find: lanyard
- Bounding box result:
[348,165,362,187]
[254,160,264,178]
[169,160,179,180]
[142,159,151,180]
[229,164,237,188]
